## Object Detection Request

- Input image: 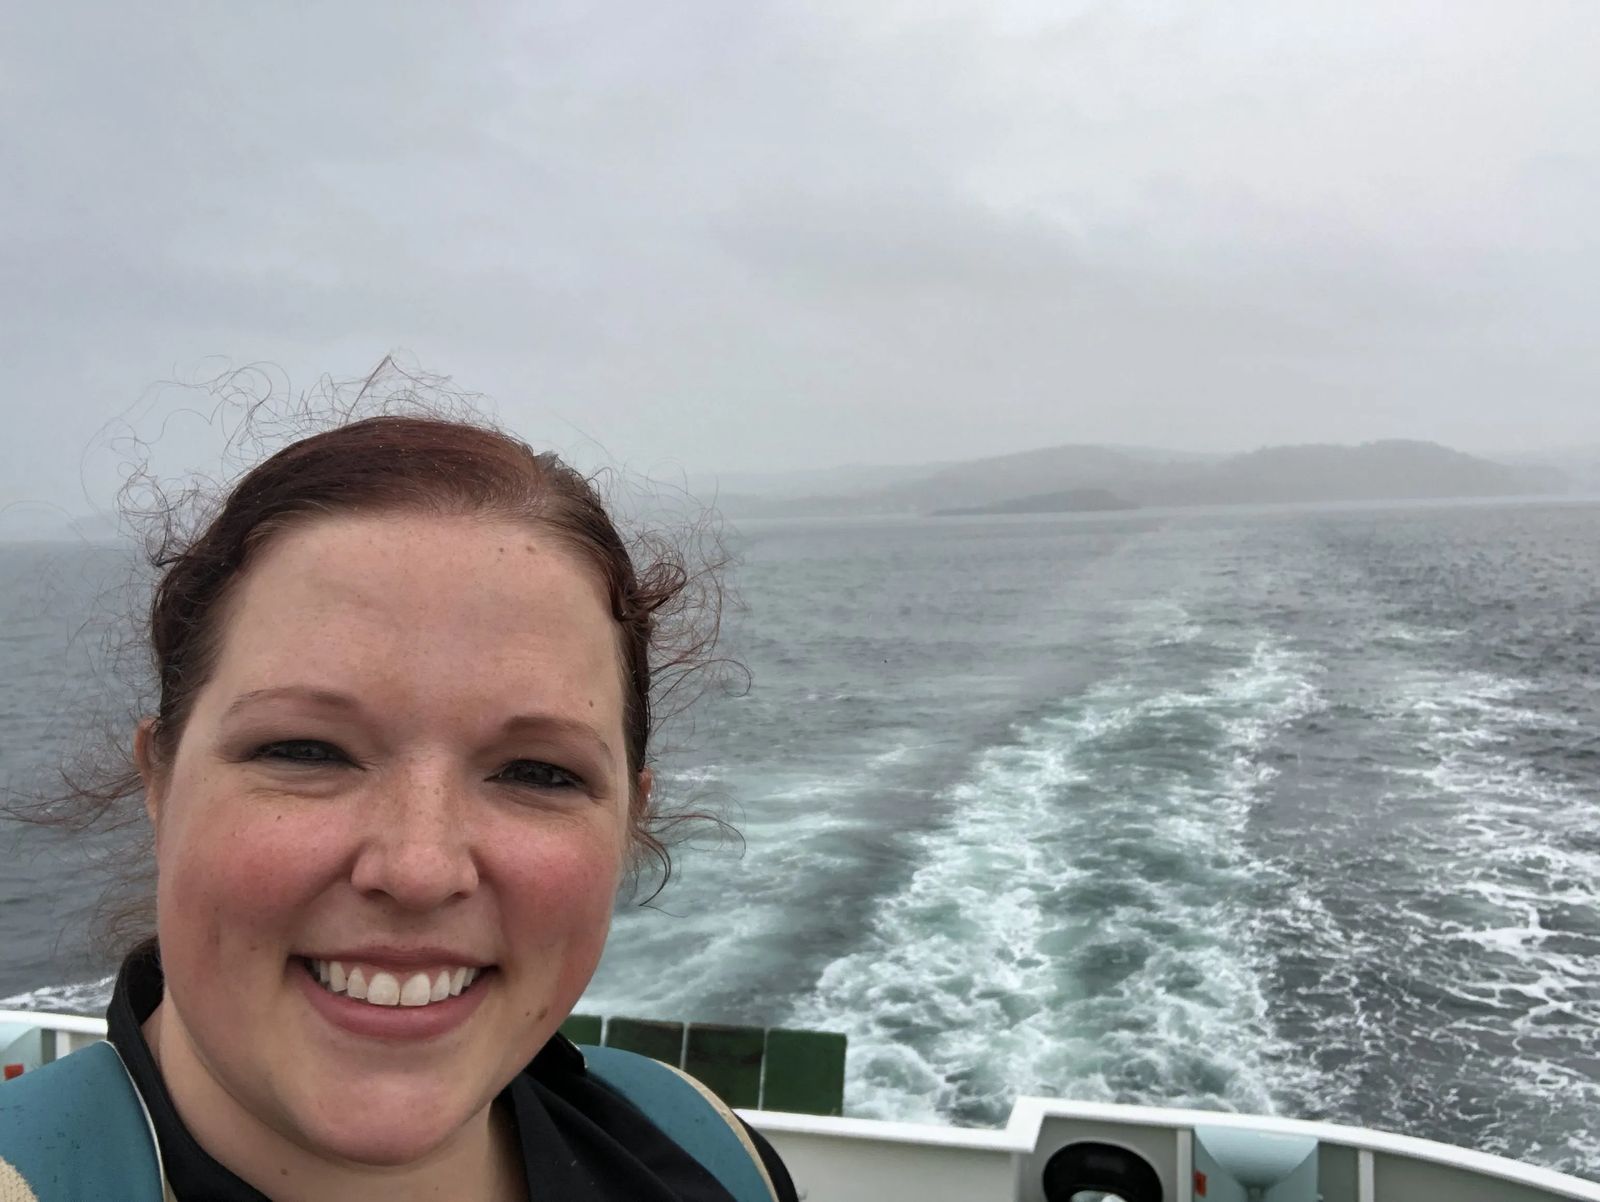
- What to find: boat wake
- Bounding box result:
[791,604,1323,1125]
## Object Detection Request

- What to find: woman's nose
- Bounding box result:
[348,769,480,909]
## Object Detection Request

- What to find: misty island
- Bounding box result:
[933,487,1136,516]
[712,439,1569,520]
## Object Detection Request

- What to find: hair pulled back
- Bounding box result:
[17,374,731,957]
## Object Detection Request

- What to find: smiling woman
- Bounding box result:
[0,410,791,1202]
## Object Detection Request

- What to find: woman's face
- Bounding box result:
[141,512,637,1166]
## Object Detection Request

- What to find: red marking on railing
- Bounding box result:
[1193,1169,1208,1196]
[3,1064,23,1080]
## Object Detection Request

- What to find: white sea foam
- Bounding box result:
[791,612,1324,1125]
[0,975,114,1015]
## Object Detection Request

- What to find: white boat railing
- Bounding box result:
[5,1008,1597,1202]
[0,1007,110,1068]
[752,1095,1600,1202]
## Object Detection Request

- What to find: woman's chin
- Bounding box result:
[288,1079,492,1168]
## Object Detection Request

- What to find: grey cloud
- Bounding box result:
[2,0,1598,514]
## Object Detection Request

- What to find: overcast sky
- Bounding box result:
[2,0,1597,515]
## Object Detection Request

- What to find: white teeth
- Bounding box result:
[308,959,482,1007]
[399,972,433,1007]
[367,971,401,1006]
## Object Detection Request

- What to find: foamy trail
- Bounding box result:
[790,609,1322,1125]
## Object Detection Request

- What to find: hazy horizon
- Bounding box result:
[4,428,1597,539]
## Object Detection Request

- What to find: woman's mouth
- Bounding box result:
[300,958,487,1009]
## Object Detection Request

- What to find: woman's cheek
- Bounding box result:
[501,826,624,937]
[166,801,352,927]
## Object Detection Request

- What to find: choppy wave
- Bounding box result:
[1246,600,1600,1178]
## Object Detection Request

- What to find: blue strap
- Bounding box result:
[0,1041,164,1202]
[580,1044,774,1202]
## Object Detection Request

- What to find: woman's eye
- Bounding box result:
[253,740,346,765]
[495,760,583,790]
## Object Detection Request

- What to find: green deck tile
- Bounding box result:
[605,1017,685,1065]
[761,1028,847,1116]
[684,1023,765,1110]
[558,1012,603,1046]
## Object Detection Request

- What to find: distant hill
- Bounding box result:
[895,445,1191,511]
[697,444,1206,511]
[1141,440,1554,507]
[1500,446,1600,495]
[714,440,1564,519]
[716,444,1209,517]
[934,488,1136,516]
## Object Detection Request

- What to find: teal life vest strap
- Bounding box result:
[0,1041,166,1202]
[0,1041,775,1202]
[581,1044,778,1202]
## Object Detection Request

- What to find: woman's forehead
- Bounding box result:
[209,514,626,719]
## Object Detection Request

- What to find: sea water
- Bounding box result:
[3,500,1598,1178]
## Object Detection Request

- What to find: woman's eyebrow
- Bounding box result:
[223,685,365,720]
[497,713,616,762]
